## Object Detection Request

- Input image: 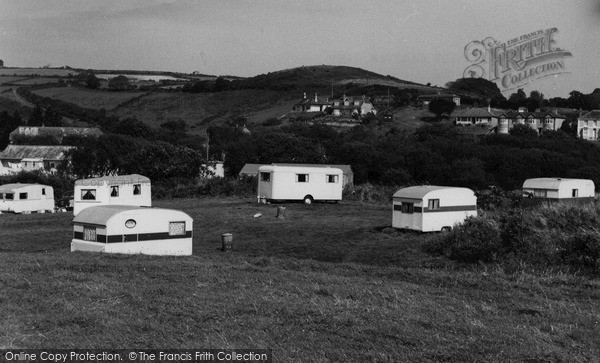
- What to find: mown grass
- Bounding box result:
[1,198,599,361]
[32,87,146,111]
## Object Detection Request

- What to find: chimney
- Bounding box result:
[488,105,491,113]
[314,93,318,102]
[303,92,306,99]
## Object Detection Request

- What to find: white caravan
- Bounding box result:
[73,174,151,215]
[257,165,343,204]
[522,178,595,203]
[392,185,477,232]
[71,205,193,256]
[0,183,55,213]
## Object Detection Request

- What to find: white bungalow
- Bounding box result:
[0,183,55,214]
[73,174,151,216]
[71,205,193,255]
[392,185,477,232]
[257,165,343,204]
[522,178,595,204]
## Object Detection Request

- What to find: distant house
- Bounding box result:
[293,93,331,113]
[452,107,499,126]
[330,95,376,117]
[0,145,74,175]
[497,108,565,135]
[292,93,376,117]
[417,93,461,107]
[200,161,225,179]
[9,126,104,144]
[577,110,600,141]
[239,163,354,187]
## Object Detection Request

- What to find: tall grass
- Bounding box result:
[427,202,600,275]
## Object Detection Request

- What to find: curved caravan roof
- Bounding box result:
[73,205,191,226]
[0,183,50,192]
[75,174,150,186]
[258,165,343,174]
[393,185,475,199]
[522,178,595,190]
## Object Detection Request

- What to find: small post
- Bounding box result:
[276,206,286,219]
[221,233,233,252]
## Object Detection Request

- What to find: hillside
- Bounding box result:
[233,65,438,91]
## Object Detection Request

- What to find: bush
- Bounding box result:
[445,216,503,263]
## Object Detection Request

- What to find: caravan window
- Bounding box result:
[327,174,339,183]
[133,184,141,195]
[19,193,27,200]
[296,174,309,183]
[533,189,547,198]
[572,189,578,197]
[81,189,96,200]
[42,188,46,195]
[5,193,14,200]
[83,227,97,242]
[401,202,414,214]
[169,221,186,236]
[260,172,271,182]
[110,186,119,197]
[428,199,439,210]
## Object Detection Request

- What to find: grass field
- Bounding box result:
[32,87,147,110]
[0,68,78,77]
[1,197,599,361]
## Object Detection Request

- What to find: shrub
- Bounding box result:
[443,215,503,263]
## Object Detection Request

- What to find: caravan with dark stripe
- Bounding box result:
[392,185,477,232]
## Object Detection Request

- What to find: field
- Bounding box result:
[32,87,147,111]
[0,68,78,77]
[1,197,599,361]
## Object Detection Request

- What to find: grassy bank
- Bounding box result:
[1,198,599,361]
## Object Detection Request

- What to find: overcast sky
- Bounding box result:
[1,0,599,97]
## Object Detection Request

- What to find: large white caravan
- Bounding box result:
[257,165,343,204]
[0,183,55,213]
[522,178,595,205]
[71,205,193,256]
[73,174,151,215]
[392,185,477,232]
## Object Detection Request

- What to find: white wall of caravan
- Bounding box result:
[74,177,151,215]
[258,166,343,202]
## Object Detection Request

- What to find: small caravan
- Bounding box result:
[73,174,151,215]
[0,183,55,213]
[392,185,477,232]
[257,165,343,204]
[522,178,595,205]
[71,205,193,256]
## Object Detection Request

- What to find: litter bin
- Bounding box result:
[221,233,233,252]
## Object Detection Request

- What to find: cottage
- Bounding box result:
[0,145,74,175]
[330,95,376,117]
[257,165,343,204]
[0,183,55,214]
[522,178,595,205]
[73,174,151,216]
[452,107,499,126]
[293,93,331,113]
[71,205,193,255]
[577,110,600,141]
[392,186,477,232]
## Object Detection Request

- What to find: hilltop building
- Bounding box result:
[417,93,461,107]
[577,110,600,141]
[0,145,74,175]
[292,93,376,117]
[9,126,104,144]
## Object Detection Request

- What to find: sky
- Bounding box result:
[1,0,600,98]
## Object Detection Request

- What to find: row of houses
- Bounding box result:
[452,106,566,134]
[292,93,377,117]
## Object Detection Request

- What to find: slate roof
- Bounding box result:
[579,110,600,120]
[9,126,104,142]
[0,145,74,160]
[452,108,501,118]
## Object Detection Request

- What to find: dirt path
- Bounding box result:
[12,88,35,108]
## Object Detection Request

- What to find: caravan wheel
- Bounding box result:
[303,195,314,205]
[441,226,452,233]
